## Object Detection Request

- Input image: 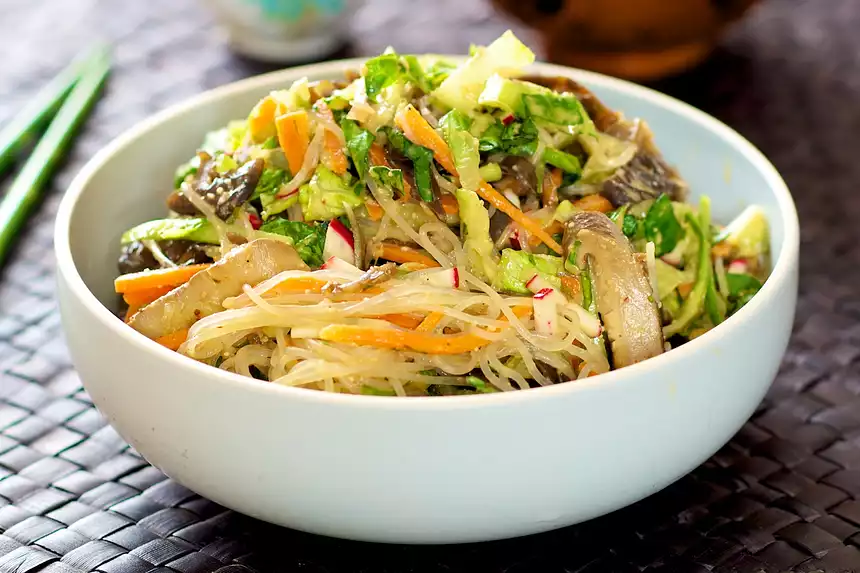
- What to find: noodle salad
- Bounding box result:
[114,32,770,396]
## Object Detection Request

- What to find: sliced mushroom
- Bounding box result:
[563,212,664,368]
[128,239,308,340]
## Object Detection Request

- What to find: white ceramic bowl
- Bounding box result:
[55,59,799,544]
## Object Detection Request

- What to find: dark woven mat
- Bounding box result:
[1,0,860,571]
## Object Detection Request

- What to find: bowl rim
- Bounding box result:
[55,57,799,409]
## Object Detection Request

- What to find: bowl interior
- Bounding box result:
[64,60,792,317]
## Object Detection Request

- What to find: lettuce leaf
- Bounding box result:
[455,189,498,282]
[440,111,480,191]
[121,218,219,245]
[340,118,375,179]
[258,219,328,268]
[543,147,582,175]
[299,165,365,221]
[432,30,535,113]
[493,249,562,294]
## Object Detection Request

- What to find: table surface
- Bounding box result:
[2,0,860,571]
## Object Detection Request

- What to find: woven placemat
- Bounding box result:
[2,0,860,571]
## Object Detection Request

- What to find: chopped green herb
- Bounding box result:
[340,118,375,179]
[368,165,405,194]
[383,127,434,201]
[643,194,683,257]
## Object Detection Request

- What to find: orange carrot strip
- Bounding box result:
[267,277,329,296]
[478,181,563,254]
[376,243,440,268]
[394,105,456,174]
[375,313,425,329]
[542,168,562,208]
[711,241,732,259]
[248,95,278,141]
[572,194,613,213]
[276,110,310,175]
[318,325,491,355]
[125,305,141,323]
[440,194,459,215]
[315,101,348,175]
[115,264,209,294]
[369,142,411,199]
[122,285,174,307]
[155,329,189,351]
[394,104,560,253]
[365,201,384,221]
[528,220,565,248]
[416,311,445,332]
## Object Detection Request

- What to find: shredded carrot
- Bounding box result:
[395,104,561,253]
[528,220,564,248]
[248,95,277,141]
[369,142,411,199]
[376,243,440,268]
[276,110,310,175]
[440,194,459,215]
[267,277,329,296]
[114,264,209,294]
[478,181,563,254]
[375,313,425,329]
[572,194,614,213]
[542,168,562,208]
[122,285,174,308]
[365,200,384,221]
[369,142,388,167]
[315,101,348,175]
[155,329,189,351]
[416,311,445,332]
[318,325,491,355]
[711,241,732,259]
[678,282,694,297]
[395,105,456,174]
[125,305,141,323]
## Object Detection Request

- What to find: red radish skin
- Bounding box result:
[502,114,515,126]
[533,287,554,300]
[248,213,262,230]
[324,219,355,263]
[453,267,460,288]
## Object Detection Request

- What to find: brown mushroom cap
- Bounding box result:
[564,211,664,368]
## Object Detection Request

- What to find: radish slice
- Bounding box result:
[321,256,363,279]
[533,294,558,335]
[525,274,566,305]
[565,303,603,338]
[323,219,355,263]
[727,259,748,274]
[406,267,460,289]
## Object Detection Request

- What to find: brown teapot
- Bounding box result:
[491,0,759,80]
